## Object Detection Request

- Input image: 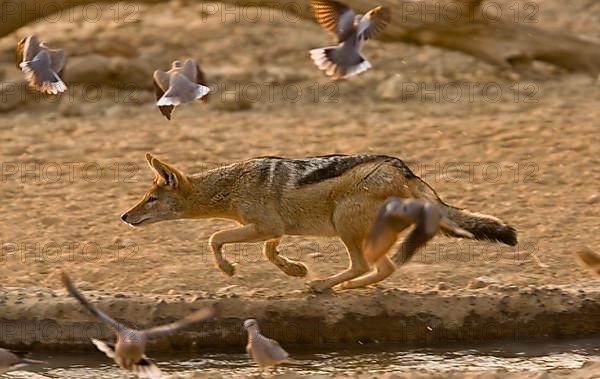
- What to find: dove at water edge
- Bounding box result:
[16,34,67,95]
[309,0,391,80]
[243,319,300,373]
[0,348,45,374]
[153,59,210,120]
[62,272,216,378]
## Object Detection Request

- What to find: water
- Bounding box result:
[7,338,599,378]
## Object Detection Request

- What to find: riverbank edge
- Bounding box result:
[0,285,598,352]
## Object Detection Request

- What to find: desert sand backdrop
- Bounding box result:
[0,0,599,377]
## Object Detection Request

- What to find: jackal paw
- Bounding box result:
[217,260,236,277]
[305,279,332,293]
[281,261,308,277]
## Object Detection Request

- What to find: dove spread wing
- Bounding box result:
[62,273,127,332]
[311,0,356,42]
[143,307,214,339]
[362,6,391,40]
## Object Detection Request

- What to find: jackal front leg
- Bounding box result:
[208,224,277,277]
[264,239,308,277]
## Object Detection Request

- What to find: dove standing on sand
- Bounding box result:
[62,272,215,378]
[309,0,391,80]
[243,319,298,373]
[153,59,210,120]
[0,348,45,374]
[364,197,474,266]
[16,35,67,94]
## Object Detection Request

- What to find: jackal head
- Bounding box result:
[121,153,194,226]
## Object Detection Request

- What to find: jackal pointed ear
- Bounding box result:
[145,152,155,167]
[144,153,191,194]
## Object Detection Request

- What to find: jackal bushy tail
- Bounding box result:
[441,206,517,246]
[413,175,517,246]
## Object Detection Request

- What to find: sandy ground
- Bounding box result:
[0,0,599,377]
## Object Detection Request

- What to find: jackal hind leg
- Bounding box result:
[209,224,279,277]
[306,200,371,292]
[307,195,398,292]
[264,239,308,277]
[339,255,396,289]
[306,235,369,293]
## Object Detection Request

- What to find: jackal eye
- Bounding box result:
[147,195,158,203]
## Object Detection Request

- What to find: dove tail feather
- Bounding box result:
[132,358,162,379]
[157,96,181,107]
[20,60,67,95]
[91,339,116,359]
[310,46,371,80]
[194,84,210,101]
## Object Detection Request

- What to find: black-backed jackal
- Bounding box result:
[122,153,517,292]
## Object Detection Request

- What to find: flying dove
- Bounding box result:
[364,197,474,266]
[243,319,299,372]
[0,348,45,374]
[153,59,210,120]
[16,35,67,95]
[309,0,391,80]
[576,247,600,277]
[62,272,215,378]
